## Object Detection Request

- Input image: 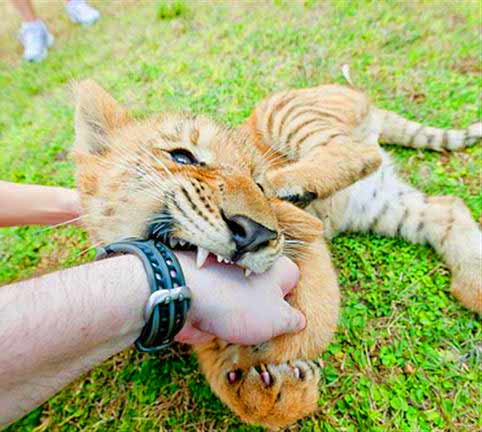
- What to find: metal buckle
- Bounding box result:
[143,285,191,322]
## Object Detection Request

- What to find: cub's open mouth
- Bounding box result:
[148,222,254,277]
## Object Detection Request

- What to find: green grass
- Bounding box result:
[157,0,189,20]
[1,0,481,430]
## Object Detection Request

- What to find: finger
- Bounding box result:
[175,323,215,345]
[265,256,300,296]
[271,304,306,338]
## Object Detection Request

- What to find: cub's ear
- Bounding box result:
[73,79,131,154]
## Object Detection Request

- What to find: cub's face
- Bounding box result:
[73,80,284,274]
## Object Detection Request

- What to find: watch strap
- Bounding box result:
[96,239,191,353]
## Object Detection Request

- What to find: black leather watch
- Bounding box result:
[96,239,191,353]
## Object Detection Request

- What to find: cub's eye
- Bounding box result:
[256,183,265,193]
[169,149,198,165]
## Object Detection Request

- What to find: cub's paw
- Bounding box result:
[224,360,321,429]
[265,169,318,208]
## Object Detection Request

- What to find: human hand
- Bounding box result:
[174,254,305,345]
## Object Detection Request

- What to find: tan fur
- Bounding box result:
[245,85,383,201]
[73,80,480,430]
[195,203,338,429]
[245,84,481,314]
[73,81,347,429]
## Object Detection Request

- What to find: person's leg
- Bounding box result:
[10,0,37,21]
[10,0,54,62]
[65,0,100,25]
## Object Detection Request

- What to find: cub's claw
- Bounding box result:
[293,366,301,379]
[223,359,322,428]
[252,364,274,386]
[266,176,318,208]
[260,370,272,386]
[283,191,317,208]
[259,364,272,386]
[227,369,243,384]
[226,359,322,388]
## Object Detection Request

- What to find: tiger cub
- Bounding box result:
[73,80,369,429]
[73,80,480,430]
[198,85,481,427]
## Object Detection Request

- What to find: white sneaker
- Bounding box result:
[19,20,54,63]
[65,0,101,26]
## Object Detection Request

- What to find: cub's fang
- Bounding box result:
[169,237,178,248]
[179,239,186,247]
[196,247,210,268]
[216,255,223,263]
[244,269,252,277]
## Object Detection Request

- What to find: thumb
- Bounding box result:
[265,256,300,296]
[271,302,306,338]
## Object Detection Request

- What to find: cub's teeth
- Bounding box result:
[179,239,186,247]
[196,247,210,269]
[244,269,252,277]
[169,237,178,248]
[223,258,231,264]
[217,255,223,263]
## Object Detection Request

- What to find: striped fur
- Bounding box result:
[73,80,339,429]
[73,80,480,429]
[375,108,482,151]
[245,84,481,314]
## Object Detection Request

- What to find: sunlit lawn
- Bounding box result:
[1,1,480,430]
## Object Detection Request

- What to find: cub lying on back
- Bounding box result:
[73,80,481,429]
[246,85,482,313]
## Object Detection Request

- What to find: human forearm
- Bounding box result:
[0,254,150,427]
[0,181,80,227]
[0,249,303,428]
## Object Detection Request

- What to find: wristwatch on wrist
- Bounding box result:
[96,239,191,353]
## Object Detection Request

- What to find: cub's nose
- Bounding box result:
[224,214,277,257]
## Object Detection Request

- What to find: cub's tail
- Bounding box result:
[373,108,481,151]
